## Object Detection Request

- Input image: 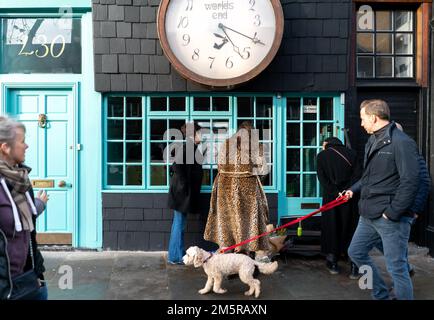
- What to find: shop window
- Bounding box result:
[236,96,274,186]
[104,94,276,191]
[105,96,143,186]
[356,9,414,78]
[0,17,82,73]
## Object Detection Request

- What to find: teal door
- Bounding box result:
[9,89,75,245]
[278,95,345,220]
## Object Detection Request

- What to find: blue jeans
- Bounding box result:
[168,210,186,263]
[348,215,414,300]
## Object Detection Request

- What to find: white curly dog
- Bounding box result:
[182,246,278,298]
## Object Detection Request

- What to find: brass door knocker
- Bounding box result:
[38,114,47,128]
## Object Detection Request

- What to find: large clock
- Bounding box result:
[157,0,284,87]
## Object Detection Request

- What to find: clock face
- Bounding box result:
[158,0,283,87]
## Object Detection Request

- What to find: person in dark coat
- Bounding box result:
[346,99,420,300]
[167,122,203,264]
[316,137,361,277]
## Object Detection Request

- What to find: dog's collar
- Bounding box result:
[203,252,213,264]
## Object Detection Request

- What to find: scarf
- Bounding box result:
[0,160,35,232]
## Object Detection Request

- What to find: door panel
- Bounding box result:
[9,89,74,244]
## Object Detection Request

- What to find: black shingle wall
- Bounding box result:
[92,0,351,92]
[102,193,279,251]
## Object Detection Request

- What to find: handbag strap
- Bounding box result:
[328,147,352,167]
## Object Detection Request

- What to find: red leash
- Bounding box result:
[219,195,349,254]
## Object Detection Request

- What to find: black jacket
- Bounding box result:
[351,122,419,221]
[168,141,203,214]
[0,187,45,300]
[316,143,361,199]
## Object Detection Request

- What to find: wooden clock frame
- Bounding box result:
[157,0,284,88]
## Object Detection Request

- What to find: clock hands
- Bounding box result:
[217,23,244,58]
[218,23,265,46]
[213,33,229,50]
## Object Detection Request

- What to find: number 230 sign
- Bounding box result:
[18,34,66,58]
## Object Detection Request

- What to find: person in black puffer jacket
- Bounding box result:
[0,116,48,300]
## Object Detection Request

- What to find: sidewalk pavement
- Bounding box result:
[41,243,434,300]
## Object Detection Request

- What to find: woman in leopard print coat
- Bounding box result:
[204,121,270,254]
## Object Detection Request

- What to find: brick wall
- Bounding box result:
[102,193,278,251]
[92,0,351,92]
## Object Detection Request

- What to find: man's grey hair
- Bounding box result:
[360,99,390,120]
[0,116,26,146]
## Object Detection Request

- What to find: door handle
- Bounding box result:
[58,180,69,188]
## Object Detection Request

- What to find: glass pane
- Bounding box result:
[287,98,300,120]
[126,97,141,117]
[395,34,412,54]
[212,97,230,112]
[256,97,273,117]
[376,11,392,31]
[126,120,142,140]
[256,119,272,140]
[169,97,186,112]
[126,142,142,163]
[395,57,413,78]
[395,11,413,32]
[237,97,254,117]
[150,97,167,111]
[287,124,300,146]
[357,7,374,32]
[320,124,333,144]
[107,120,123,140]
[126,165,142,185]
[107,142,123,162]
[261,166,272,186]
[303,174,317,197]
[262,143,273,164]
[286,174,300,197]
[150,142,166,163]
[107,165,123,185]
[194,96,210,111]
[212,168,218,184]
[303,148,317,172]
[376,33,392,54]
[150,119,166,140]
[303,98,317,120]
[286,149,300,171]
[108,97,123,117]
[320,98,333,120]
[202,169,211,185]
[150,165,167,186]
[357,33,374,53]
[303,123,317,146]
[1,18,82,74]
[213,121,229,140]
[168,119,186,140]
[376,56,393,77]
[357,56,374,78]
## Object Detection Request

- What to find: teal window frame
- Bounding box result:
[103,93,278,193]
[280,93,345,218]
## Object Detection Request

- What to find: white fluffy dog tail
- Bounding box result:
[255,261,278,274]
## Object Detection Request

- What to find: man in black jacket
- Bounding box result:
[316,137,361,277]
[345,99,419,300]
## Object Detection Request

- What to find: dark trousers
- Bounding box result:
[321,198,358,261]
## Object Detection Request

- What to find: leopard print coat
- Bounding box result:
[204,134,270,252]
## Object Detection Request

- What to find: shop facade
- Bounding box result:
[1,0,433,256]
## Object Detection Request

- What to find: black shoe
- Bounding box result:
[349,262,360,280]
[326,260,339,275]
